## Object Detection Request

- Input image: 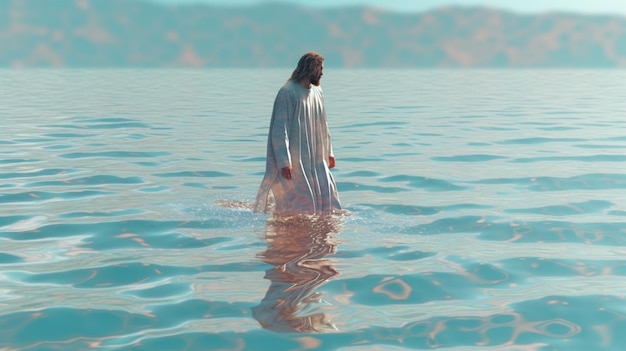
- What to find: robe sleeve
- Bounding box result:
[270,87,292,169]
[320,88,334,158]
[327,128,334,158]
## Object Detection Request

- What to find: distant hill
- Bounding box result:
[2,0,626,68]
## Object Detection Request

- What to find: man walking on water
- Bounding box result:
[254,52,341,216]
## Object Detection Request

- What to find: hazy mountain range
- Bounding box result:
[2,0,626,68]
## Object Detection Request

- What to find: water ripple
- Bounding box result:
[59,151,171,159]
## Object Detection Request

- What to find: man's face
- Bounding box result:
[310,64,323,86]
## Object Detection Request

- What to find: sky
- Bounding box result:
[149,0,626,16]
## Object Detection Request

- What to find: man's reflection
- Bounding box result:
[253,214,341,333]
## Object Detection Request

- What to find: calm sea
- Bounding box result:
[1,69,626,351]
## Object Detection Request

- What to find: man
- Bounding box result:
[254,52,341,216]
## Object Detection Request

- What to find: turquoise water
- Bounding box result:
[1,69,626,350]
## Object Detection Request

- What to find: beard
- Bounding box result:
[310,72,322,86]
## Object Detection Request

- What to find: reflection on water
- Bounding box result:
[253,215,342,333]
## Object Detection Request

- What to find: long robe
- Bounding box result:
[254,81,341,216]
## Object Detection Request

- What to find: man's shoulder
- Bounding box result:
[277,81,302,99]
[277,81,295,93]
[284,80,302,88]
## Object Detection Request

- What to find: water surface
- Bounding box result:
[1,69,626,350]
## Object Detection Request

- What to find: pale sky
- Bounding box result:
[149,0,626,16]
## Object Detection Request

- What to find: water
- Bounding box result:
[1,69,626,350]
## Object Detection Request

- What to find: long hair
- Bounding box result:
[289,52,324,82]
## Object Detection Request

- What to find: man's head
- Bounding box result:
[289,52,324,86]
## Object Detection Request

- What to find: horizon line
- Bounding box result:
[143,0,626,17]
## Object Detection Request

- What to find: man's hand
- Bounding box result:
[281,166,292,179]
[329,156,336,169]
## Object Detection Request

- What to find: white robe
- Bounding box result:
[254,81,341,215]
